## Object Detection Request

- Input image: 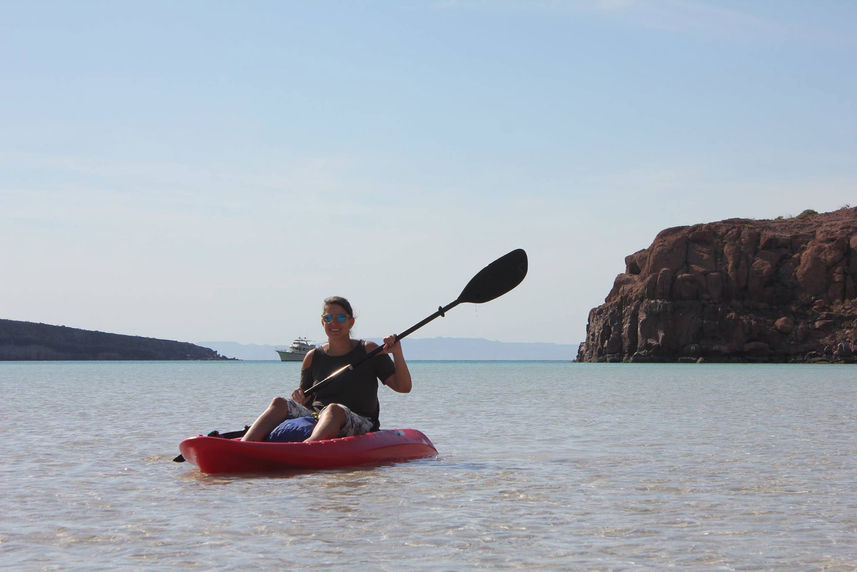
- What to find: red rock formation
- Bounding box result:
[577,207,857,363]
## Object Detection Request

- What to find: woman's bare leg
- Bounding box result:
[305,404,346,442]
[241,397,290,442]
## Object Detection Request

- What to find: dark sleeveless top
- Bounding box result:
[299,340,396,428]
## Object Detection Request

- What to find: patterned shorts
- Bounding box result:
[285,399,374,437]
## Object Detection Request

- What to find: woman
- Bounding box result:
[241,296,412,442]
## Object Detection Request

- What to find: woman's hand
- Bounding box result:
[383,334,402,355]
[291,387,311,406]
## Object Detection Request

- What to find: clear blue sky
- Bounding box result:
[2,1,855,346]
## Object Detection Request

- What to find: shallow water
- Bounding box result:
[2,361,856,569]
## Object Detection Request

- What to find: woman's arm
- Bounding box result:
[381,335,412,393]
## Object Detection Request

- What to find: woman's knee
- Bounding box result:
[319,403,346,422]
[269,396,290,413]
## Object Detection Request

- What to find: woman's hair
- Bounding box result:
[323,296,354,317]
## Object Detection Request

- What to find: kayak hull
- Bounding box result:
[179,428,437,474]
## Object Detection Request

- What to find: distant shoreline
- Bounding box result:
[0,319,228,361]
[200,337,577,361]
[0,319,577,361]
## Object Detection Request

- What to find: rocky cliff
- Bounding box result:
[0,319,229,360]
[577,207,857,363]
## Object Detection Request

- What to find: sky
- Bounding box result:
[2,1,855,347]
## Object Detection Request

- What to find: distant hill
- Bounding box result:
[201,337,576,361]
[0,319,227,361]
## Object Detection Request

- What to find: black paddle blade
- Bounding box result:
[457,248,528,304]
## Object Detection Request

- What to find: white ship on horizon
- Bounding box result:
[276,337,313,361]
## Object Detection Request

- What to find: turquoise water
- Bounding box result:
[2,361,856,569]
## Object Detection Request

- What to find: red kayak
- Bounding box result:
[179,428,437,474]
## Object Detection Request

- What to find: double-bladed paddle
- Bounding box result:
[174,248,527,462]
[303,248,528,396]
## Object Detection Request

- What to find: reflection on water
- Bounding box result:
[2,361,856,569]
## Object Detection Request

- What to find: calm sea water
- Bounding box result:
[2,361,856,570]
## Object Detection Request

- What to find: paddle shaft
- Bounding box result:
[303,248,528,396]
[303,299,461,396]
